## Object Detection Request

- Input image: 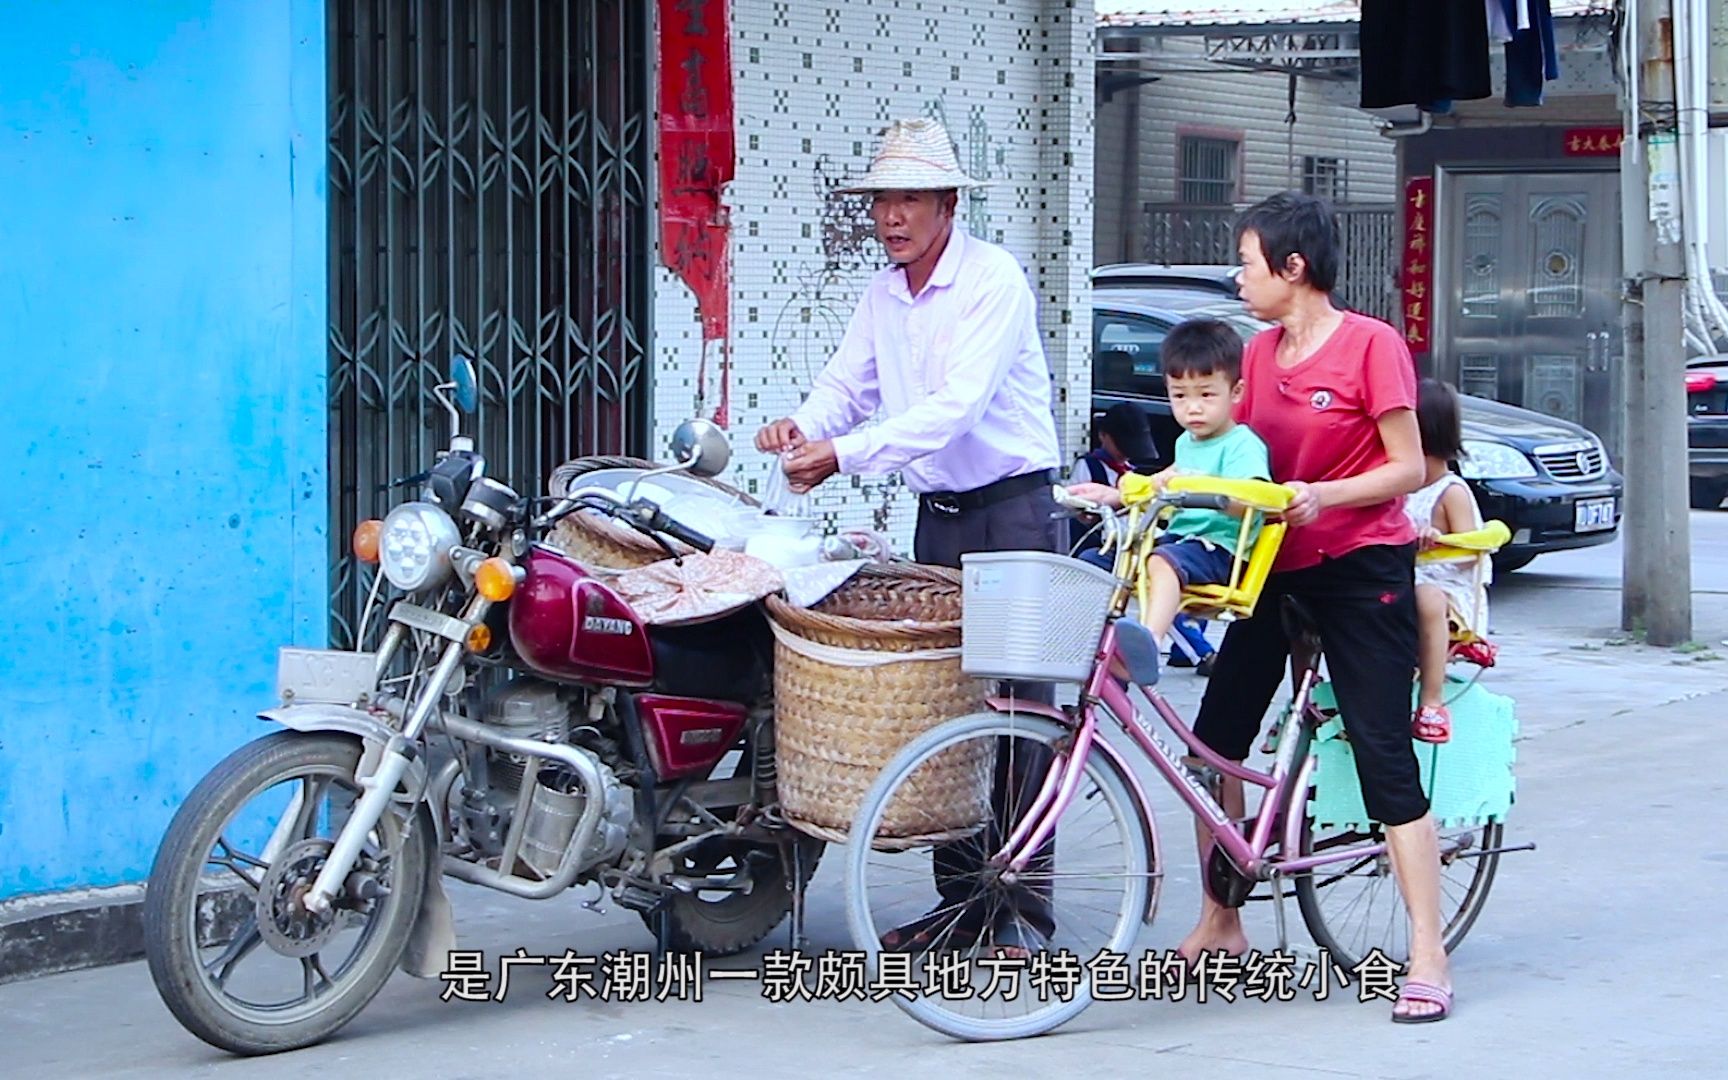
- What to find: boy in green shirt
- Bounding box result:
[1069,317,1270,644]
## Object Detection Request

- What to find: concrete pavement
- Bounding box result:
[5,514,1726,1078]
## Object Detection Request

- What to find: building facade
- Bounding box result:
[656,0,1095,540]
[1094,31,1397,266]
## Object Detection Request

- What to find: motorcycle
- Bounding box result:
[143,358,820,1055]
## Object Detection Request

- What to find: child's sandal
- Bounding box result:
[1413,704,1451,744]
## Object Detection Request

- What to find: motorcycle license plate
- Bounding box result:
[276,648,377,706]
[1574,497,1616,533]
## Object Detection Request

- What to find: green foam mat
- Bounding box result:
[1307,675,1518,832]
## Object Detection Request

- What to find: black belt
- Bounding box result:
[918,469,1056,517]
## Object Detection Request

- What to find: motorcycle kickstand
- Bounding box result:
[785,839,809,953]
[651,901,672,963]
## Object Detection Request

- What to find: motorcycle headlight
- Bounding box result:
[1457,439,1537,480]
[379,501,462,592]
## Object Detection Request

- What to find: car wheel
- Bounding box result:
[1689,477,1728,510]
[1492,551,1535,575]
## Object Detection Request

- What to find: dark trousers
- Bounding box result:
[1192,543,1429,827]
[915,484,1064,938]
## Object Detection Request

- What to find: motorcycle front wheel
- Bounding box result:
[143,731,431,1055]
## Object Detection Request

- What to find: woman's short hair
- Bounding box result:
[1234,192,1342,294]
[1416,377,1465,462]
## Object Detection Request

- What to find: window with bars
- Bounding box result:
[1302,155,1348,202]
[1178,135,1240,205]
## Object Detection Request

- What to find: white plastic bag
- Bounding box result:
[760,450,813,519]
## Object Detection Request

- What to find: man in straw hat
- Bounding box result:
[756,117,1063,957]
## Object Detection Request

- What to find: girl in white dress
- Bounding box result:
[1407,379,1491,744]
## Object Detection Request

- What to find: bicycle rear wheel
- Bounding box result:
[843,712,1150,1041]
[1294,808,1502,973]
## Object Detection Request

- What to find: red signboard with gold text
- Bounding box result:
[1562,126,1625,156]
[1400,177,1434,352]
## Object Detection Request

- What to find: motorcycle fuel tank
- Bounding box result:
[509,545,654,685]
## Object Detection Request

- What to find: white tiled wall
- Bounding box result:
[653,0,1094,550]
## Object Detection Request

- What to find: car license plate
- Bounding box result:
[1574,497,1616,533]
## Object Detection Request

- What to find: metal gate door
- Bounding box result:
[1434,169,1623,458]
[327,0,652,646]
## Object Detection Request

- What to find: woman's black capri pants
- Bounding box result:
[1192,541,1429,827]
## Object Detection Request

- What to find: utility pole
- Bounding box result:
[1621,0,1693,646]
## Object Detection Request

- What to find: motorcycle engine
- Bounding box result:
[455,680,634,879]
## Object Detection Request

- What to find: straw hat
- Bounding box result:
[834,118,988,194]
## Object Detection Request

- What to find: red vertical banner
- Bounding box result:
[658,0,735,423]
[1400,177,1434,354]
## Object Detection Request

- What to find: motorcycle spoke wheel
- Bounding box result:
[144,732,430,1055]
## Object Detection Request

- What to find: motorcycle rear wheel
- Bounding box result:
[641,747,823,955]
[650,833,823,955]
[143,731,431,1055]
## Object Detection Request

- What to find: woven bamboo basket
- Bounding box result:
[765,563,993,848]
[545,455,758,569]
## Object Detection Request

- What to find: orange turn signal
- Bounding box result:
[475,557,517,601]
[466,623,493,652]
[352,519,382,564]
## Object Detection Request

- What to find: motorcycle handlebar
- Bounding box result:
[647,508,715,554]
[558,489,714,553]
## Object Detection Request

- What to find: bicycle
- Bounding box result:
[842,473,1529,1040]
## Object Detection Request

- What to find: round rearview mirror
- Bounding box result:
[451,357,479,413]
[669,418,731,478]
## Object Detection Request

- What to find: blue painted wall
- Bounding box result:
[0,1,327,899]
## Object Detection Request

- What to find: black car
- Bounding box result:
[1090,289,1624,572]
[1093,263,1242,296]
[1688,353,1728,509]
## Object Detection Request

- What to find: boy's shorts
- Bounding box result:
[1151,536,1236,588]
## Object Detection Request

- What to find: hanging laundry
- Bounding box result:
[1360,0,1492,112]
[1503,0,1560,107]
[1487,0,1513,45]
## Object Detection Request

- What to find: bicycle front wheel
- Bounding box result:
[843,712,1150,1042]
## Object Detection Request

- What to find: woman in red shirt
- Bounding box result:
[1178,193,1452,1023]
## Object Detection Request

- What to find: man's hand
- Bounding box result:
[1283,480,1325,527]
[755,418,807,454]
[783,439,839,493]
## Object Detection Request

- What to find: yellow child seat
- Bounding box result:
[1113,473,1295,621]
[1418,520,1510,666]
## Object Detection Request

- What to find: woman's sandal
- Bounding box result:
[1413,704,1452,744]
[986,915,1052,961]
[1391,980,1453,1024]
[878,905,988,953]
